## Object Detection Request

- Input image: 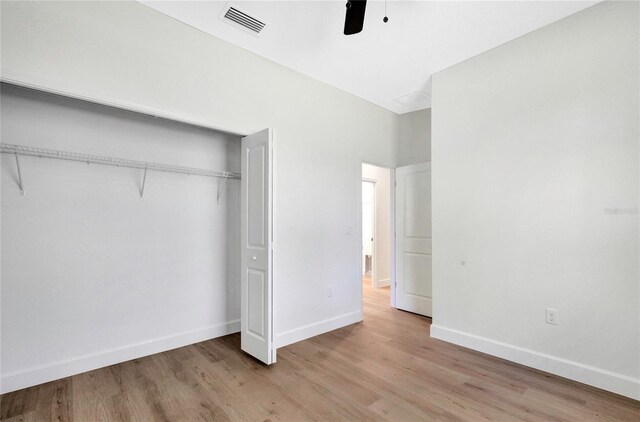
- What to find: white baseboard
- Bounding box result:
[0,319,240,394]
[275,310,362,348]
[430,325,640,401]
[375,278,391,288]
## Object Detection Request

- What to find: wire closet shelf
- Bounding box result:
[0,143,241,180]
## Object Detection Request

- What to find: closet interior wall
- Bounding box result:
[0,83,242,391]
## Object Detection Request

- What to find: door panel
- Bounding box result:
[248,145,266,247]
[395,162,432,317]
[247,269,265,338]
[404,171,430,238]
[405,252,431,297]
[241,128,275,364]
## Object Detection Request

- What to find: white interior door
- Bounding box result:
[395,162,432,317]
[241,128,275,364]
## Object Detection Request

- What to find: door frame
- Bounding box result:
[359,160,396,312]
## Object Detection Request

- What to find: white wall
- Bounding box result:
[1,84,241,392]
[397,108,431,167]
[362,164,391,288]
[431,1,639,400]
[0,0,401,389]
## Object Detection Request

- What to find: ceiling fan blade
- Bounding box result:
[344,0,367,35]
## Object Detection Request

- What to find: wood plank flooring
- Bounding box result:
[2,280,638,421]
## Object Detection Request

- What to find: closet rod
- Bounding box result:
[0,143,241,180]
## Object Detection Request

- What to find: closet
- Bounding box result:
[0,82,274,393]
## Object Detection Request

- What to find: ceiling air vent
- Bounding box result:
[219,3,267,36]
[394,90,431,106]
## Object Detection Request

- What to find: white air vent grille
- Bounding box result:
[220,3,266,36]
[393,90,431,106]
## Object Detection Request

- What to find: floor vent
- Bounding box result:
[220,3,266,36]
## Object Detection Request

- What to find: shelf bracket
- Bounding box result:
[217,173,229,204]
[140,167,148,200]
[14,152,25,196]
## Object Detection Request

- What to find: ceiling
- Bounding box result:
[139,0,598,114]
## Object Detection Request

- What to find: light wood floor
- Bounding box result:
[2,280,638,421]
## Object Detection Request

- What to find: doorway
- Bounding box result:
[362,180,375,281]
[361,163,392,309]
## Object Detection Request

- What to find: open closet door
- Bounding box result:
[241,128,275,364]
[395,162,432,317]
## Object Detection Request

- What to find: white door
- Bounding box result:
[241,128,275,364]
[395,162,432,317]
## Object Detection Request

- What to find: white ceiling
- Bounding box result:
[139,0,598,114]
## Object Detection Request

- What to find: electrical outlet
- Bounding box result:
[546,308,559,325]
[327,284,333,298]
